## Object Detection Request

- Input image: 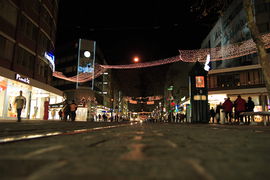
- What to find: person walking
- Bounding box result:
[62,100,70,121]
[210,107,216,123]
[13,90,26,122]
[246,97,255,124]
[70,100,78,121]
[234,95,246,124]
[222,97,233,124]
[215,102,222,124]
[58,109,63,120]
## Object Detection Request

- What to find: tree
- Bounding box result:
[243,0,270,97]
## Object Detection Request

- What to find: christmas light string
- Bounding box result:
[53,33,270,82]
[179,32,270,62]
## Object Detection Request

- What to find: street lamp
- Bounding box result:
[133,57,139,63]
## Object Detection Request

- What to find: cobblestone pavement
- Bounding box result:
[0,122,270,180]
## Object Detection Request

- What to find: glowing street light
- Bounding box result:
[133,57,139,63]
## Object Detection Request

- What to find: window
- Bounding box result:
[16,47,34,69]
[0,36,14,61]
[0,0,17,26]
[20,16,38,41]
[41,7,52,27]
[39,32,50,54]
[217,73,240,88]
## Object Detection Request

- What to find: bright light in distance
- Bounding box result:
[84,51,91,58]
[133,57,139,63]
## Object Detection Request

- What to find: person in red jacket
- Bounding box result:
[234,95,246,124]
[222,97,233,124]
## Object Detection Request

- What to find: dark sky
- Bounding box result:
[56,0,215,96]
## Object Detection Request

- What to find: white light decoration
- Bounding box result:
[53,33,270,83]
[204,54,211,71]
[84,51,91,58]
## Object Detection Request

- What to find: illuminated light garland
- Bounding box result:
[100,56,181,69]
[125,96,163,101]
[53,65,107,83]
[179,32,270,62]
[53,33,270,82]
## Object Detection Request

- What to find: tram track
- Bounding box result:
[0,123,133,144]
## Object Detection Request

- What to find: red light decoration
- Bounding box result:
[53,33,270,83]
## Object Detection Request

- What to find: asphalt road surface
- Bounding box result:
[0,121,270,180]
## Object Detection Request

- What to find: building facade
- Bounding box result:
[201,0,270,112]
[53,39,113,121]
[0,0,64,120]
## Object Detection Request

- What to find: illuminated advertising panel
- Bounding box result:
[44,52,55,72]
[76,39,96,89]
[195,76,205,88]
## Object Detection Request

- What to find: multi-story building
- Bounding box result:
[53,39,113,121]
[201,0,270,112]
[0,0,64,120]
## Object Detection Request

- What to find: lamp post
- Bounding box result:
[110,98,114,122]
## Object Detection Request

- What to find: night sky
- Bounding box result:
[56,0,216,96]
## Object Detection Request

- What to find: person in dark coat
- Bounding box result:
[209,107,216,123]
[62,100,70,121]
[246,97,255,124]
[222,97,233,124]
[215,102,223,124]
[234,95,246,124]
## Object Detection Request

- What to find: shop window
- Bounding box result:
[0,36,14,61]
[0,0,17,26]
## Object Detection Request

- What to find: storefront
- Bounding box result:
[0,68,64,121]
[96,105,111,121]
[208,90,269,123]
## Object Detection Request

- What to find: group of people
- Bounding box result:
[210,95,255,124]
[59,100,78,121]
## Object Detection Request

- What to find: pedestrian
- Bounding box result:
[222,97,233,124]
[62,100,70,121]
[102,114,107,122]
[13,90,26,122]
[98,114,101,121]
[246,97,255,124]
[58,109,63,120]
[234,95,246,124]
[70,100,78,121]
[215,102,222,123]
[210,107,216,123]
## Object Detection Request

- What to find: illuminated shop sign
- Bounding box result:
[44,52,55,72]
[15,74,30,84]
[77,39,96,89]
[195,76,205,88]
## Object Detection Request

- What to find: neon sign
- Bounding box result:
[15,74,30,84]
[44,52,55,72]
